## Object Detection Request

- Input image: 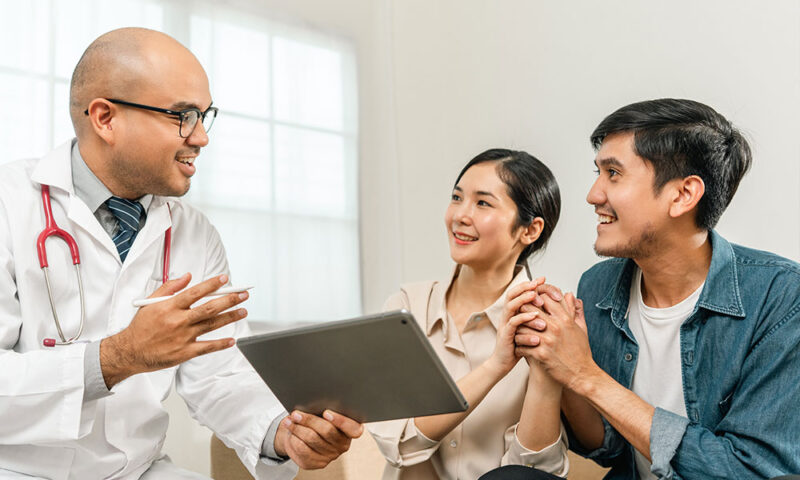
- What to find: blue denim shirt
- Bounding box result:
[567,231,800,479]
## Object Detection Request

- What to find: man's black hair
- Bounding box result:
[591,98,752,230]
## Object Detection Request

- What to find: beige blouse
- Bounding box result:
[368,265,568,480]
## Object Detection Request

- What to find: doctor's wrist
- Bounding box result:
[99,334,135,389]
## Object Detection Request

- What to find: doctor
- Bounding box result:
[0,28,362,479]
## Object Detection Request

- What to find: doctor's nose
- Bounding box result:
[186,120,210,147]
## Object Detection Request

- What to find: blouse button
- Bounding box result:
[450,440,458,448]
[624,353,633,361]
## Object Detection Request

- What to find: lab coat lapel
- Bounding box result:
[124,197,173,272]
[67,195,120,261]
[30,139,120,260]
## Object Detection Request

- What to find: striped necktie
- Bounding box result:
[106,196,146,262]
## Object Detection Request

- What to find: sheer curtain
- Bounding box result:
[0,0,361,325]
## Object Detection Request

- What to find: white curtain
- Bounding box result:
[0,0,361,325]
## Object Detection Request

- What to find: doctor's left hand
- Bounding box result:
[100,273,248,388]
[274,409,363,469]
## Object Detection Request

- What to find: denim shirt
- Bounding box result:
[567,231,800,479]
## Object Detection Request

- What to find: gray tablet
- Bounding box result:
[237,310,468,423]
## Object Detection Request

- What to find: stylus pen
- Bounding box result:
[132,285,254,308]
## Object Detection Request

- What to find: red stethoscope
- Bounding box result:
[38,184,171,347]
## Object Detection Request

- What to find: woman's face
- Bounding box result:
[445,162,526,269]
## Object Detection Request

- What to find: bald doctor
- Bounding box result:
[0,28,362,479]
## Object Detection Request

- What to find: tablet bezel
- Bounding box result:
[237,309,469,423]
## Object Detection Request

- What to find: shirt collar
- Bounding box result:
[597,230,745,325]
[71,140,153,213]
[426,263,530,337]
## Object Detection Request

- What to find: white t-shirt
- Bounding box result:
[627,268,703,480]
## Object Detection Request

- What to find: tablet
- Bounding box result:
[237,310,469,423]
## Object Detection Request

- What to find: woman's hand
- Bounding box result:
[486,309,541,376]
[484,277,547,376]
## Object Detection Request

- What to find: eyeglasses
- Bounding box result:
[84,98,218,138]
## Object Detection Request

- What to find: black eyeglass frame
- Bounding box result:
[83,98,218,138]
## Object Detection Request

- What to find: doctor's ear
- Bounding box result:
[519,217,544,246]
[84,99,118,145]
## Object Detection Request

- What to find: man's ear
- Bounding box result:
[520,217,544,246]
[85,99,118,146]
[668,175,705,219]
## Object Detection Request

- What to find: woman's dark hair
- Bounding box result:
[454,149,561,264]
[590,98,752,230]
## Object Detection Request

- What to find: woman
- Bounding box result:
[368,149,568,479]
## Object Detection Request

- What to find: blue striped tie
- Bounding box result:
[106,196,146,262]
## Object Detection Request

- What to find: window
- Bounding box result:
[0,0,361,325]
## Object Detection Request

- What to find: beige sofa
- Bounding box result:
[209,434,608,479]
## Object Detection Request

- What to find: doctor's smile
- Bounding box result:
[0,27,365,479]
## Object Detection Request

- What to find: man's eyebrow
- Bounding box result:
[594,157,625,169]
[169,100,214,111]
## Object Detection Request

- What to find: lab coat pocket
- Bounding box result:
[143,276,162,301]
[0,444,75,480]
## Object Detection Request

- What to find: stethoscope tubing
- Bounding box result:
[38,184,171,347]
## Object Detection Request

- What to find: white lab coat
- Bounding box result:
[0,141,297,480]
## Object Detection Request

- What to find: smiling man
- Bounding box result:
[513,99,800,479]
[0,28,361,479]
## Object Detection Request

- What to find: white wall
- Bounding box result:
[362,0,800,313]
[165,0,800,474]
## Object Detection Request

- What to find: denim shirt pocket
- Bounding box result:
[718,390,734,417]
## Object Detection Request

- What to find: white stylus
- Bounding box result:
[132,285,254,308]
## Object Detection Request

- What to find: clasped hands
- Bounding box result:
[497,279,598,392]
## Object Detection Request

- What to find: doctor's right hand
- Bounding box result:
[100,273,248,388]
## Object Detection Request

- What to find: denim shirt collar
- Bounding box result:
[596,230,746,327]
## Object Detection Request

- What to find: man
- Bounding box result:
[0,28,361,479]
[513,99,800,478]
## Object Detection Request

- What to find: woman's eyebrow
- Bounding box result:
[453,185,499,200]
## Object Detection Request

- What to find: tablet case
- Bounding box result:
[237,309,469,423]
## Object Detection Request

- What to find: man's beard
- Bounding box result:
[110,151,191,198]
[594,222,659,259]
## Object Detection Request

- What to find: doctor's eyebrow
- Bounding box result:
[170,100,213,110]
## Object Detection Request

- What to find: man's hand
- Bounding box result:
[100,273,248,388]
[274,410,363,469]
[515,290,599,392]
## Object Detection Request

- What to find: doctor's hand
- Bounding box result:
[274,410,363,469]
[100,273,248,388]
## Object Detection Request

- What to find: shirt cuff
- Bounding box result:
[507,424,569,476]
[83,340,113,401]
[565,414,624,461]
[261,413,290,462]
[649,407,689,478]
